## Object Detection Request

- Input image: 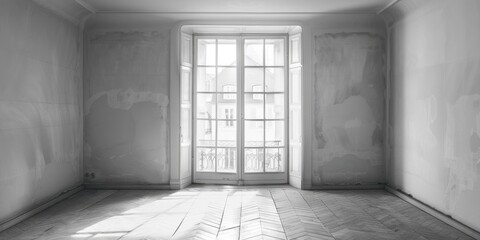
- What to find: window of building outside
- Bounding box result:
[223,85,236,100]
[252,85,264,100]
[225,108,234,126]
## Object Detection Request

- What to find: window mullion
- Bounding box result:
[214,39,218,173]
[238,37,244,180]
[263,38,266,173]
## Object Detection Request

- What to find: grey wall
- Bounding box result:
[84,30,170,184]
[384,0,480,232]
[0,0,83,224]
[312,32,386,185]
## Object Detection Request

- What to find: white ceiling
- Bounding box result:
[78,0,397,14]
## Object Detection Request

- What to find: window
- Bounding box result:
[224,108,234,127]
[195,36,287,175]
[181,25,303,185]
[223,85,236,100]
[252,85,264,100]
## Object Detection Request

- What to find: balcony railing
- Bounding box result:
[198,140,281,147]
[197,145,283,172]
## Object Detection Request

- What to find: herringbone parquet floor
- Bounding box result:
[0,186,474,240]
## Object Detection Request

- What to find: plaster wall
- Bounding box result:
[312,32,386,185]
[84,30,170,184]
[384,0,480,231]
[84,13,386,187]
[0,0,83,224]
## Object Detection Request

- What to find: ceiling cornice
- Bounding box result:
[75,0,98,14]
[376,0,401,15]
[32,0,95,26]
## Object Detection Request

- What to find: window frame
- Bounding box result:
[192,34,290,183]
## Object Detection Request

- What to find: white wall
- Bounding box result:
[84,13,386,187]
[383,0,480,232]
[0,0,83,224]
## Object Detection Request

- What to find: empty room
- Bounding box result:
[1,0,479,239]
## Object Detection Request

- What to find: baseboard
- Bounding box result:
[310,183,385,190]
[189,179,239,186]
[0,185,84,232]
[289,175,301,189]
[170,176,192,190]
[385,185,480,240]
[179,176,192,189]
[85,184,171,190]
[301,183,313,190]
[243,180,289,185]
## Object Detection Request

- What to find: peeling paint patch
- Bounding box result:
[85,99,169,184]
[84,30,170,185]
[313,154,384,184]
[312,32,385,185]
[85,88,168,115]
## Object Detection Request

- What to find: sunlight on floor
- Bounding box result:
[70,189,260,239]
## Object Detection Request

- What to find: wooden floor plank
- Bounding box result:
[0,186,475,240]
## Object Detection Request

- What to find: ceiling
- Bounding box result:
[78,0,397,14]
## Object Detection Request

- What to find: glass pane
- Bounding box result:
[197,39,216,65]
[197,67,216,92]
[245,120,264,147]
[266,120,284,147]
[217,67,237,93]
[244,68,263,92]
[218,39,236,66]
[196,120,216,147]
[265,68,284,92]
[265,39,284,66]
[217,148,237,173]
[244,93,264,119]
[245,39,264,66]
[265,148,284,172]
[265,94,284,119]
[197,148,215,172]
[244,148,264,173]
[217,120,236,147]
[218,104,236,120]
[196,93,216,118]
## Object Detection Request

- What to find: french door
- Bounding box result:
[193,35,288,185]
